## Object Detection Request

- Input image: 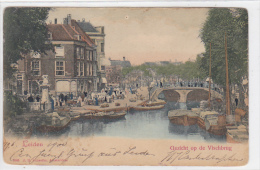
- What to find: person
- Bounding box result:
[64,95,68,104]
[81,93,85,101]
[235,98,239,107]
[28,95,34,102]
[36,95,40,102]
[50,96,54,110]
[70,93,73,100]
[60,93,64,102]
[77,95,82,107]
[95,97,98,106]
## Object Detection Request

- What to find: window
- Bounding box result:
[81,48,84,59]
[89,51,92,61]
[101,66,105,70]
[55,46,64,58]
[89,64,92,76]
[80,62,84,76]
[76,47,80,59]
[47,32,52,40]
[86,50,89,60]
[86,63,89,76]
[56,61,65,76]
[101,43,104,52]
[77,62,84,76]
[31,60,40,76]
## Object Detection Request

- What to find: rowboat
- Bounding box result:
[168,109,198,126]
[132,104,164,111]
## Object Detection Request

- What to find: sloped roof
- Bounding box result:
[47,24,74,41]
[71,20,95,46]
[77,21,98,32]
[47,22,95,47]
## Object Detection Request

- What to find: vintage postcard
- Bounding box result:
[1,6,254,167]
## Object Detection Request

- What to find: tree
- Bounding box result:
[199,8,248,108]
[3,7,53,79]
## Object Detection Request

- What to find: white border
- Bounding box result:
[0,1,259,170]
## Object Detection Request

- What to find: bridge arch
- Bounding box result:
[186,89,209,102]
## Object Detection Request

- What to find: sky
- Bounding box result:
[48,8,209,65]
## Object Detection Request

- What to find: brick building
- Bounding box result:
[77,19,109,90]
[16,14,98,96]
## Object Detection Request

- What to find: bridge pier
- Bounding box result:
[175,90,192,103]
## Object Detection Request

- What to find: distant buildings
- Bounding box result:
[15,14,98,96]
[106,57,131,85]
[143,60,182,66]
[110,57,131,68]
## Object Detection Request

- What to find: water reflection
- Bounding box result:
[32,101,226,142]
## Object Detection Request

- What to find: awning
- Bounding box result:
[101,78,107,84]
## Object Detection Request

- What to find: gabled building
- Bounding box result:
[77,19,109,90]
[16,14,98,96]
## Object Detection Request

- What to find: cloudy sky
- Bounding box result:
[48,8,209,65]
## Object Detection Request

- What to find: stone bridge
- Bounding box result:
[151,87,223,103]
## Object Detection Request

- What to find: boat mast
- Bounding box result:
[208,42,212,109]
[225,32,231,115]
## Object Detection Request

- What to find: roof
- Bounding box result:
[47,21,95,47]
[77,21,98,33]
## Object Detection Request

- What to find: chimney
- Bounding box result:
[123,57,125,61]
[67,14,71,25]
[82,18,85,22]
[63,18,68,25]
[54,18,57,24]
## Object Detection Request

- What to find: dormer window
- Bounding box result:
[74,35,81,41]
[31,51,41,58]
[47,32,52,40]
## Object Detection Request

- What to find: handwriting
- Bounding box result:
[161,150,243,164]
[47,142,67,152]
[8,145,155,164]
[3,140,15,152]
[123,146,155,156]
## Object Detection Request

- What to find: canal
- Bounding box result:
[32,102,226,143]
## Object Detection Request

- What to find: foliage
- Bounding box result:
[122,57,206,81]
[199,8,248,87]
[3,7,53,79]
[3,91,26,118]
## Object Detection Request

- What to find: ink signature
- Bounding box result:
[160,150,244,164]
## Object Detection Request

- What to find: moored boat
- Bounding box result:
[105,111,126,119]
[132,104,164,111]
[197,111,226,135]
[36,112,71,133]
[168,109,198,126]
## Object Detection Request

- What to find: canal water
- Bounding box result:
[32,102,226,143]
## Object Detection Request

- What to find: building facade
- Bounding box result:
[77,19,109,90]
[16,14,98,96]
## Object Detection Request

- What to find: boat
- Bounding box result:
[139,100,166,107]
[36,112,71,133]
[69,112,81,121]
[168,109,198,126]
[105,111,126,119]
[132,104,165,111]
[226,125,248,143]
[197,111,226,135]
